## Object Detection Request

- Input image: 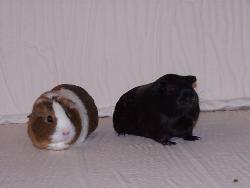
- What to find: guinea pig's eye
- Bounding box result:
[47,115,53,123]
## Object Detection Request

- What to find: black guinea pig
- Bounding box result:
[113,74,200,145]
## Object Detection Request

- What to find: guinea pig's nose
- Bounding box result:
[62,129,70,136]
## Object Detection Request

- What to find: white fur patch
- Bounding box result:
[47,142,69,151]
[48,101,76,150]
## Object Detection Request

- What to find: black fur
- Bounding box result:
[113,74,200,145]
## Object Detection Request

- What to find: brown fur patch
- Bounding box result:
[27,98,56,149]
[27,124,49,149]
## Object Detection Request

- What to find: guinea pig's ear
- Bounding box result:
[184,75,197,88]
[184,75,196,83]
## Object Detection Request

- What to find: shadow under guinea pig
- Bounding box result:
[113,74,200,145]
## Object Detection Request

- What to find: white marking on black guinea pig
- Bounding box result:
[47,101,76,150]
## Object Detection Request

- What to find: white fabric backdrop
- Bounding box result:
[1,0,250,124]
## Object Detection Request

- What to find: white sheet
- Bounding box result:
[1,110,250,188]
[1,0,250,123]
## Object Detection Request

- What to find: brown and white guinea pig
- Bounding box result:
[27,84,98,151]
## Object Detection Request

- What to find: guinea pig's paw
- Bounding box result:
[117,132,126,136]
[114,126,126,136]
[47,142,70,151]
[183,135,200,141]
[154,136,176,145]
[162,140,177,146]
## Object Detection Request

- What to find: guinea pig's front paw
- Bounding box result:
[154,136,176,145]
[183,135,200,141]
[47,142,70,151]
[162,140,177,146]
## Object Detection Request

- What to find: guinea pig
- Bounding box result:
[27,84,98,150]
[113,74,200,145]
